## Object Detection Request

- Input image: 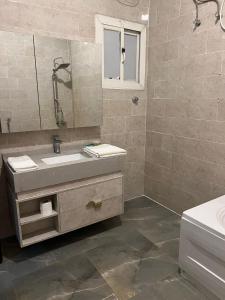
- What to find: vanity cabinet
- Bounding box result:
[9,172,124,247]
[58,175,123,233]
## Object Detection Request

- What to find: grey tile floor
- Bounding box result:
[0,197,217,299]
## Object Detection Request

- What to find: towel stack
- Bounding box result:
[83,144,127,158]
[7,155,38,172]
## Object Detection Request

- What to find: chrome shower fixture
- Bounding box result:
[52,57,70,128]
[53,63,70,72]
[193,0,220,31]
[53,57,70,73]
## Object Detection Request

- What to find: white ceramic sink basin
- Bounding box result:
[41,153,88,165]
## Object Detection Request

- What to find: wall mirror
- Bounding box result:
[0,31,103,133]
[71,41,102,127]
[0,31,41,133]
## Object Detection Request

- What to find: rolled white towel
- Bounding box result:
[83,144,127,158]
[7,155,38,172]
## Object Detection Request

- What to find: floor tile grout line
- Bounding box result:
[142,194,181,217]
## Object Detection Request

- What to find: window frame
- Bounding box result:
[95,14,146,90]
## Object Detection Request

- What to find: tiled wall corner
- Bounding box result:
[145,0,225,214]
[101,89,147,200]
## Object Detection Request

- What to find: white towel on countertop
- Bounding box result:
[7,155,38,172]
[83,144,127,158]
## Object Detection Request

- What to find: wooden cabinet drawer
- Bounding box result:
[58,173,123,233]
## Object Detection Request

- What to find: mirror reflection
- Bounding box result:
[0,31,103,133]
[34,36,73,130]
[52,57,71,127]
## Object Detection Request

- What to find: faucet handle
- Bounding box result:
[53,135,61,143]
[52,135,62,154]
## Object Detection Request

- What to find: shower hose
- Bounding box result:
[220,0,225,30]
[194,0,225,31]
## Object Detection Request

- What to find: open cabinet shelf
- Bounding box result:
[18,194,58,225]
[13,193,60,247]
[21,216,59,247]
[22,229,59,247]
[20,210,58,225]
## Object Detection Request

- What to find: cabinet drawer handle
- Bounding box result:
[86,200,102,209]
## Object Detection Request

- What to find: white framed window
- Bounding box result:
[95,14,146,90]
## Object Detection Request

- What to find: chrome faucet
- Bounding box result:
[52,135,61,154]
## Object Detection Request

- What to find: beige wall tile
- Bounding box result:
[168,14,193,41]
[184,53,221,79]
[178,32,207,58]
[126,131,146,147]
[177,76,204,99]
[207,27,225,53]
[147,115,172,134]
[101,117,126,135]
[218,100,225,121]
[126,115,146,132]
[203,75,225,99]
[198,120,225,143]
[149,99,166,117]
[147,131,175,152]
[157,0,181,24]
[151,40,179,62]
[154,80,177,99]
[103,99,131,117]
[146,147,173,169]
[131,99,146,116]
[180,0,195,16]
[149,0,158,27]
[101,133,128,149]
[149,24,168,47]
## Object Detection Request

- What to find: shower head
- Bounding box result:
[53,63,70,72]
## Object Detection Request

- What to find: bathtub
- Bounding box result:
[179,195,225,300]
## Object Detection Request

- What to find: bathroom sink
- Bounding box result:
[4,149,125,193]
[41,153,88,165]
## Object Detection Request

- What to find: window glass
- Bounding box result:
[96,15,146,89]
[124,30,140,82]
[104,28,121,80]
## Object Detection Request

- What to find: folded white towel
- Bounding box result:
[83,144,127,158]
[7,155,38,172]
